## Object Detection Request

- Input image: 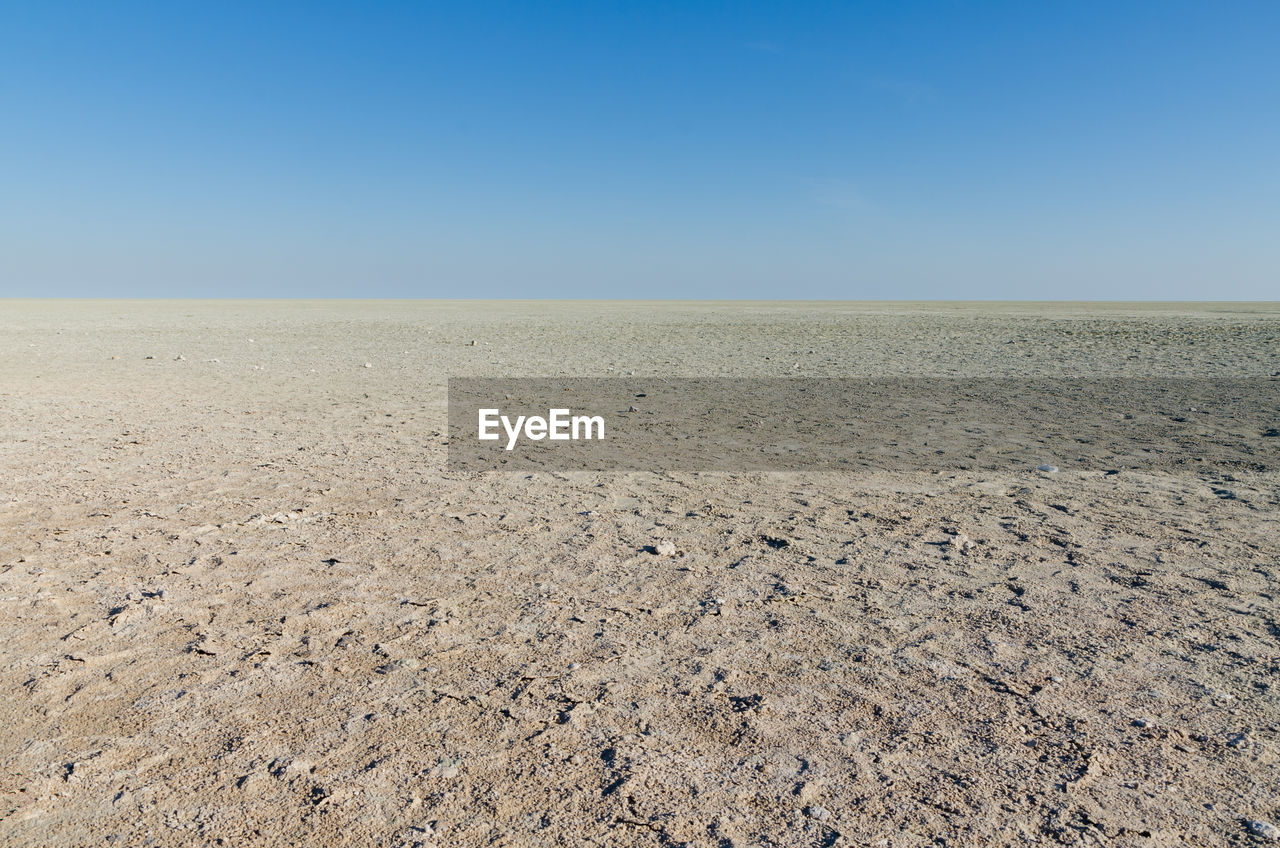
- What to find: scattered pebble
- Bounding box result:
[363,362,372,368]
[1247,820,1280,841]
[468,339,477,346]
[627,405,639,412]
[1036,464,1058,473]
[806,805,832,822]
[652,539,678,557]
[174,354,185,361]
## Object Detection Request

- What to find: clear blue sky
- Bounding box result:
[2,1,1277,298]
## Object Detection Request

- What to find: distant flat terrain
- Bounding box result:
[1,301,1278,847]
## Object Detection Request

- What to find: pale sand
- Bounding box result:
[1,301,1278,846]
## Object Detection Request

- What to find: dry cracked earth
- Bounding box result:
[1,301,1278,847]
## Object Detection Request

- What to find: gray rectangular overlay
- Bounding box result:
[447,378,1279,473]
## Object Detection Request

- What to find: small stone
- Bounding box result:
[1247,819,1280,841]
[1036,464,1058,473]
[283,759,314,779]
[807,805,832,822]
[110,355,120,360]
[652,539,678,557]
[432,758,461,779]
[174,354,185,361]
[363,362,372,368]
[144,355,155,359]
[628,405,639,412]
[468,339,477,346]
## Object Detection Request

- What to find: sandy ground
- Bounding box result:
[1,300,1278,847]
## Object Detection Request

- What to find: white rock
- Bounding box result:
[653,539,678,557]
[1247,820,1280,841]
[283,759,314,778]
[1037,464,1058,473]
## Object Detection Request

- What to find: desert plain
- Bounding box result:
[1,300,1278,847]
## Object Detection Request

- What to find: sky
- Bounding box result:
[1,1,1277,299]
